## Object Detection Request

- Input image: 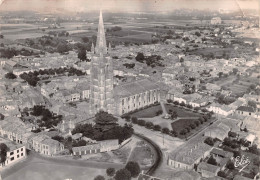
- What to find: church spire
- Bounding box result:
[95,9,107,54]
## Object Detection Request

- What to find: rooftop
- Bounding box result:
[197,162,220,173]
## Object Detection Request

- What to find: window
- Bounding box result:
[10,157,14,161]
[249,113,251,115]
[10,152,14,155]
[17,155,19,158]
[122,99,124,105]
[17,150,19,153]
[21,153,23,156]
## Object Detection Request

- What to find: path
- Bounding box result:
[160,100,168,117]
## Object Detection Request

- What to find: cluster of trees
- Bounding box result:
[72,111,134,144]
[207,155,217,165]
[179,116,210,136]
[94,161,140,180]
[20,67,86,86]
[31,105,62,129]
[5,72,17,79]
[123,63,135,69]
[130,117,172,135]
[0,48,18,59]
[106,26,122,32]
[168,109,178,120]
[204,137,216,146]
[25,36,71,54]
[135,52,164,67]
[48,31,69,37]
[217,94,236,105]
[77,48,91,62]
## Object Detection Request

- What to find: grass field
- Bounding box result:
[130,105,162,118]
[165,104,202,118]
[171,117,215,139]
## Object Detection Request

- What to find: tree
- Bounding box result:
[248,100,257,108]
[217,171,226,178]
[0,143,9,165]
[94,111,118,132]
[131,117,138,124]
[162,127,170,134]
[250,84,256,90]
[94,175,105,180]
[5,72,17,79]
[51,135,64,142]
[145,122,154,129]
[228,131,237,138]
[204,137,214,146]
[180,102,185,106]
[180,129,188,135]
[125,161,141,178]
[170,111,178,120]
[57,43,70,54]
[78,48,87,61]
[207,156,217,165]
[190,123,196,129]
[137,119,146,126]
[153,125,161,131]
[106,168,115,177]
[135,52,145,62]
[114,169,131,180]
[226,160,235,170]
[218,72,223,78]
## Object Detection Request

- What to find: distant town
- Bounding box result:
[0,2,259,180]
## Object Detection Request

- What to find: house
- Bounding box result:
[245,134,256,146]
[168,137,213,169]
[197,162,220,178]
[236,106,255,117]
[31,134,64,156]
[204,123,230,141]
[0,140,26,169]
[210,148,233,159]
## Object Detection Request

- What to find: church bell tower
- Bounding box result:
[89,10,114,115]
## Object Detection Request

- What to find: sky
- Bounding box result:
[0,0,258,13]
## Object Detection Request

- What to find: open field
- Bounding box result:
[4,163,106,180]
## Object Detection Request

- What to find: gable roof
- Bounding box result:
[236,106,255,113]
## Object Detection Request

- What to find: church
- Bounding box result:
[88,10,161,116]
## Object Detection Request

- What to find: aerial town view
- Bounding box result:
[0,0,259,180]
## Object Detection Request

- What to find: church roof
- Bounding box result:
[114,79,160,98]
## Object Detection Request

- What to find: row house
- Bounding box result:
[168,138,213,170]
[72,139,119,156]
[207,103,234,116]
